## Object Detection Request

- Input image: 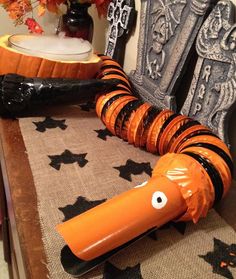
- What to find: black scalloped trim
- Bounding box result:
[101,93,130,122]
[182,142,233,177]
[156,113,179,149]
[170,120,200,142]
[183,151,224,204]
[176,130,217,152]
[99,70,128,80]
[120,100,143,136]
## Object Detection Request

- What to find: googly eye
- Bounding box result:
[151,191,168,209]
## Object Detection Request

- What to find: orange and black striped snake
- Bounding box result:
[95,54,233,208]
[57,54,233,271]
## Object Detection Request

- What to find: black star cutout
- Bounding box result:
[59,196,106,222]
[148,222,187,241]
[148,230,158,241]
[199,238,236,279]
[48,149,88,170]
[114,159,152,182]
[172,221,187,235]
[33,116,67,132]
[79,101,95,112]
[103,262,143,279]
[94,128,114,141]
[159,221,187,235]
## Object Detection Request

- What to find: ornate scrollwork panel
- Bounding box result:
[181,0,236,144]
[129,0,213,110]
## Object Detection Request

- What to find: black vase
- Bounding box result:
[61,2,94,42]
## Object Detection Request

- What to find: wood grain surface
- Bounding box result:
[0,118,48,279]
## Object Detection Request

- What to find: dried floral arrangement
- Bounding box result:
[0,0,111,33]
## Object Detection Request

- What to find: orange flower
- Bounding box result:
[91,0,105,4]
[7,0,31,21]
[1,0,112,32]
[79,0,93,3]
[25,17,43,34]
[38,0,47,4]
[92,0,111,17]
[0,0,11,5]
[38,4,46,16]
[43,0,64,13]
[78,0,111,16]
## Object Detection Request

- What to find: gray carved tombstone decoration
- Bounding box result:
[129,0,215,111]
[181,0,236,144]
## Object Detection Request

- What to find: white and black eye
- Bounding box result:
[151,191,168,209]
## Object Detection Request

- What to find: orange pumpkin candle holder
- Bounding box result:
[0,35,101,79]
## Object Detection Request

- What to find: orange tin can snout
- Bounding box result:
[56,175,187,261]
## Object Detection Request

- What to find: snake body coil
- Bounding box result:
[57,55,233,270]
[95,54,233,222]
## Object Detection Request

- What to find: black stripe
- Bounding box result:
[101,65,124,72]
[139,106,161,146]
[156,113,179,148]
[99,70,128,80]
[100,75,131,91]
[99,56,118,62]
[102,77,131,90]
[101,93,130,122]
[102,58,119,63]
[115,83,131,91]
[120,100,143,136]
[183,151,224,204]
[187,130,218,139]
[182,143,233,176]
[159,113,179,135]
[166,119,198,152]
[176,130,217,152]
[101,60,121,66]
[142,107,160,131]
[114,99,138,136]
[172,120,200,140]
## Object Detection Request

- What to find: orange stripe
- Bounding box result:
[177,134,231,157]
[104,96,136,133]
[96,90,130,118]
[146,110,174,153]
[180,146,232,197]
[108,96,137,135]
[158,115,191,155]
[169,125,211,153]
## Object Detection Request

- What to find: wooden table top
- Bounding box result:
[0,118,48,279]
[0,117,235,279]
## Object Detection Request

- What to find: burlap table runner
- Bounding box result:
[19,104,236,279]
